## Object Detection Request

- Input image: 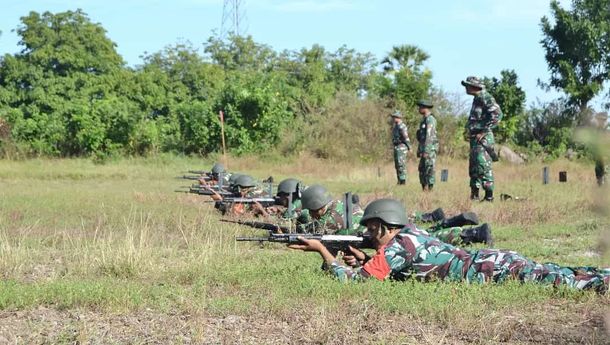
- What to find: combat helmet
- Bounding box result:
[360,198,408,227]
[233,174,256,188]
[211,162,225,175]
[277,178,302,198]
[301,184,333,211]
[228,173,242,186]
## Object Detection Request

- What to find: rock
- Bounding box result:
[498,145,525,164]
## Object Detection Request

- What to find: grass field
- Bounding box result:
[0,155,608,344]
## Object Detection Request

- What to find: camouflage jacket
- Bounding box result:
[298,200,364,235]
[281,198,311,223]
[466,90,502,136]
[392,121,411,149]
[329,228,610,292]
[416,114,438,155]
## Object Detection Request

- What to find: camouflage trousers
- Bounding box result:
[427,226,462,246]
[404,223,463,247]
[467,249,610,293]
[418,152,436,187]
[469,133,495,191]
[393,145,409,182]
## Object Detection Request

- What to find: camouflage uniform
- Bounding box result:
[466,89,502,194]
[402,223,464,247]
[392,120,411,184]
[416,114,438,188]
[330,228,610,293]
[281,199,311,223]
[298,200,364,235]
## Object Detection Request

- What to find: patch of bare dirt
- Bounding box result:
[0,303,607,345]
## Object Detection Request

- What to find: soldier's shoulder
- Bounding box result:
[426,115,437,125]
[481,90,498,103]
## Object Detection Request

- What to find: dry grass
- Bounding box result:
[0,155,608,344]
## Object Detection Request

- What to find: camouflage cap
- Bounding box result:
[390,110,403,118]
[461,76,484,89]
[416,100,433,108]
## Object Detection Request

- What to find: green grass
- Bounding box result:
[0,155,608,343]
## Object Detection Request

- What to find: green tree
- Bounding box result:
[204,34,276,72]
[0,10,129,156]
[379,45,432,110]
[327,45,377,93]
[482,70,526,143]
[540,0,610,115]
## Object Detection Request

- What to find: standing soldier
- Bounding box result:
[390,110,411,185]
[462,76,502,202]
[415,100,438,191]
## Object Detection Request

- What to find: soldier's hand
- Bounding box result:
[422,152,428,158]
[342,254,360,267]
[288,237,325,253]
[475,132,484,142]
[342,245,366,267]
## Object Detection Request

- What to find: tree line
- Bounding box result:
[0,0,608,161]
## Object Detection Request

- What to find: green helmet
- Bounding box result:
[233,174,256,188]
[211,163,225,175]
[277,178,302,196]
[228,173,242,185]
[301,184,332,211]
[360,198,408,227]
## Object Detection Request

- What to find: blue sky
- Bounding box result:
[2,0,599,108]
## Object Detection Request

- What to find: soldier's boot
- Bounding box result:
[421,184,427,191]
[482,190,494,202]
[440,212,479,228]
[420,208,445,223]
[470,187,479,201]
[428,184,433,191]
[460,223,493,246]
[398,179,406,185]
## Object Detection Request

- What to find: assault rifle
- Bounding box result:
[236,233,374,252]
[174,187,234,197]
[177,175,212,181]
[481,141,499,162]
[187,170,209,175]
[221,197,278,207]
[220,219,290,233]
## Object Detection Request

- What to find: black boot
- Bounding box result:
[470,187,479,200]
[460,223,493,246]
[482,190,494,202]
[398,179,406,185]
[428,184,433,191]
[440,212,479,228]
[420,208,445,223]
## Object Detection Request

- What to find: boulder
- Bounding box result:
[498,145,525,164]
